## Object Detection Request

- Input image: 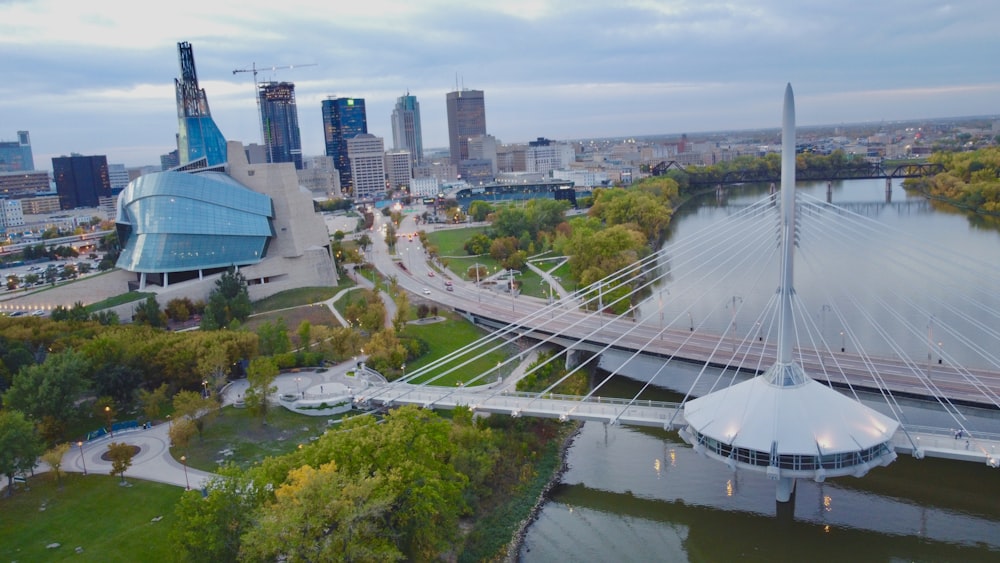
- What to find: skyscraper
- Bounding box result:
[259,82,303,169]
[52,154,111,209]
[175,41,227,169]
[0,131,34,172]
[446,89,487,180]
[391,93,423,165]
[322,97,368,193]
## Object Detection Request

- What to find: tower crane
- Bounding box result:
[232,62,317,150]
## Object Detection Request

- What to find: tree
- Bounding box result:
[107,441,134,484]
[138,383,170,423]
[244,357,278,423]
[173,390,218,439]
[0,410,44,496]
[41,443,70,489]
[257,319,291,356]
[133,295,167,327]
[3,349,90,442]
[201,269,252,330]
[172,467,267,563]
[468,200,494,222]
[241,462,404,562]
[296,321,312,352]
[169,418,198,451]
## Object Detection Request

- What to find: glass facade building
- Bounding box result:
[259,81,303,169]
[0,131,34,172]
[52,154,111,209]
[175,42,227,168]
[115,171,273,273]
[391,94,423,165]
[446,89,486,177]
[322,97,367,193]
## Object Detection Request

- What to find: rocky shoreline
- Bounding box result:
[503,423,582,562]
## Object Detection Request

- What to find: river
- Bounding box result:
[519,179,1000,562]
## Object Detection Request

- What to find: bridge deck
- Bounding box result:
[459,304,1000,408]
[360,385,1000,468]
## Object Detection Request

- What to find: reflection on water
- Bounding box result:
[521,180,1000,562]
[521,423,1000,562]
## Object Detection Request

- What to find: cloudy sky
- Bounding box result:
[2,0,998,170]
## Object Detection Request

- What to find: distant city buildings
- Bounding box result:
[391,93,424,166]
[0,170,50,199]
[259,81,303,169]
[0,198,25,233]
[174,42,227,169]
[446,89,487,181]
[52,154,111,210]
[0,131,34,172]
[347,133,386,200]
[322,97,368,194]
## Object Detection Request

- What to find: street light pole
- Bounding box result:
[78,441,87,475]
[180,455,190,490]
[104,405,113,438]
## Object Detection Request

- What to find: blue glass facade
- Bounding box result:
[322,97,367,191]
[115,171,273,273]
[259,82,303,169]
[175,42,228,168]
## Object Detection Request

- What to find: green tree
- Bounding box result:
[107,441,134,484]
[138,383,170,423]
[468,200,494,222]
[133,295,167,327]
[172,466,267,563]
[244,357,278,423]
[0,409,44,496]
[296,320,312,351]
[3,349,90,442]
[41,442,70,489]
[169,417,198,451]
[201,268,252,330]
[257,319,291,356]
[241,462,404,562]
[172,390,218,440]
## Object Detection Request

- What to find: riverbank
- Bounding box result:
[501,422,581,562]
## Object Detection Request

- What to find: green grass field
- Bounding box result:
[402,313,513,386]
[0,473,183,563]
[251,284,350,314]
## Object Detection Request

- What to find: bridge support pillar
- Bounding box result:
[775,477,796,503]
[566,349,599,372]
[885,178,892,203]
[826,181,833,203]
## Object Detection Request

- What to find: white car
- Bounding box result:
[422,288,431,295]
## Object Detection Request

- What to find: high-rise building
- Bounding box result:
[52,154,111,209]
[0,131,34,172]
[346,134,385,200]
[322,97,368,193]
[259,82,303,169]
[0,170,50,198]
[174,41,227,169]
[391,93,423,165]
[384,150,412,192]
[108,163,131,192]
[446,89,487,180]
[0,198,25,234]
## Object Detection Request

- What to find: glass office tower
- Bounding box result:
[322,97,368,193]
[259,82,303,169]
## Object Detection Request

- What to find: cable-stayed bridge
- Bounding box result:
[360,87,999,501]
[360,190,1000,469]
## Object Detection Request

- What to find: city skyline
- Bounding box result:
[3,0,1000,170]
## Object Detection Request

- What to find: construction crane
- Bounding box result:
[232,62,317,155]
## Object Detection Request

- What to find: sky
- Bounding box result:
[2,0,999,170]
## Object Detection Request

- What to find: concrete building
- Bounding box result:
[0,198,25,234]
[297,155,340,200]
[0,170,50,199]
[19,195,61,215]
[525,138,575,174]
[384,150,412,192]
[413,160,457,184]
[108,163,131,192]
[346,134,386,200]
[409,177,439,197]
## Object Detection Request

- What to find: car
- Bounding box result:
[446,285,453,292]
[422,288,431,295]
[31,310,46,317]
[9,311,26,317]
[427,271,435,277]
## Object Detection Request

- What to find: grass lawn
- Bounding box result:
[424,225,486,256]
[402,312,513,386]
[84,290,154,312]
[173,404,341,472]
[251,284,350,314]
[0,473,182,563]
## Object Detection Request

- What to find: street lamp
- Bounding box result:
[78,441,87,475]
[938,341,944,364]
[840,331,845,353]
[104,405,113,437]
[202,380,209,398]
[180,455,190,490]
[294,376,302,396]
